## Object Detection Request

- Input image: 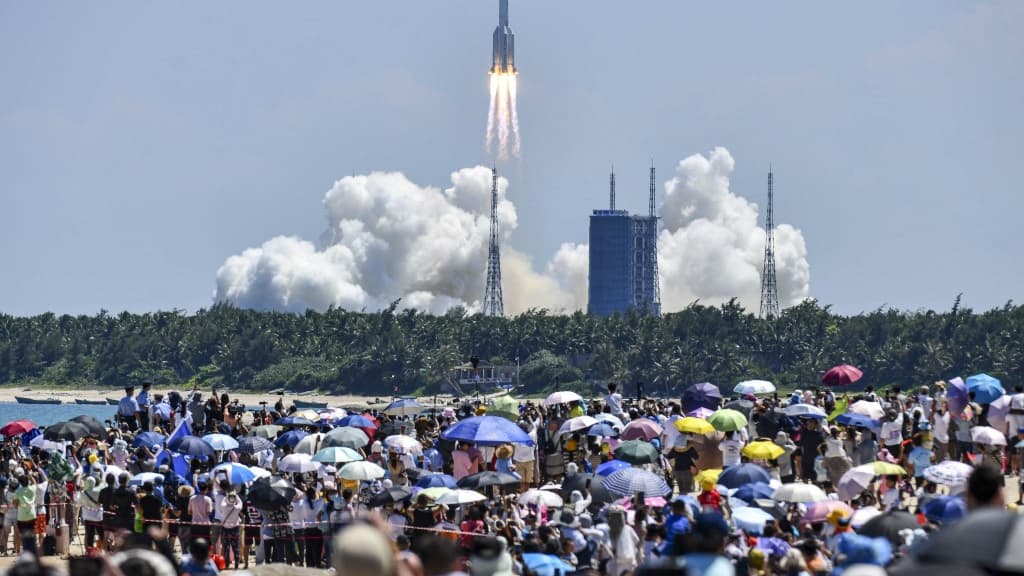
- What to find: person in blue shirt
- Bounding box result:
[180,538,219,575]
[136,380,153,431]
[422,441,444,472]
[907,435,933,489]
[117,387,140,432]
[661,496,692,556]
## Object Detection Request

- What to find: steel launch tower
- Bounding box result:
[483,167,504,317]
[760,168,780,319]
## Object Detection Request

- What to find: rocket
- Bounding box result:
[490,0,515,74]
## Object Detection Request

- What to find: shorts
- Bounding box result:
[3,513,17,528]
[517,461,535,485]
[34,514,46,535]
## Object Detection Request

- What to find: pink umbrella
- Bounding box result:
[621,419,663,441]
[802,500,854,524]
[822,365,863,387]
[686,407,714,419]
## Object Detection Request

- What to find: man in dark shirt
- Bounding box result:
[797,420,825,481]
[138,482,164,531]
[671,441,700,494]
[99,474,117,538]
[110,474,137,533]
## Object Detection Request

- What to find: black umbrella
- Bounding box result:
[404,467,431,483]
[43,421,90,442]
[910,508,1024,573]
[857,510,919,545]
[378,421,404,437]
[456,471,520,489]
[722,399,754,417]
[247,476,297,511]
[369,486,413,507]
[70,415,106,438]
[560,473,615,505]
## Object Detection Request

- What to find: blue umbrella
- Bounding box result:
[414,473,458,489]
[733,482,775,502]
[718,463,771,489]
[168,435,215,458]
[275,430,309,448]
[129,472,164,487]
[587,423,619,437]
[275,416,316,427]
[522,553,574,576]
[682,382,723,412]
[923,495,967,525]
[837,413,879,429]
[212,462,258,486]
[384,398,425,416]
[132,431,167,449]
[596,459,631,477]
[334,415,378,429]
[441,416,535,447]
[202,433,240,451]
[966,374,1005,405]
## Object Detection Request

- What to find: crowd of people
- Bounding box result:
[1,376,1021,575]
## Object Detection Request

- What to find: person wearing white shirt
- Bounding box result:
[605,383,624,417]
[931,406,951,460]
[513,421,538,491]
[718,432,743,468]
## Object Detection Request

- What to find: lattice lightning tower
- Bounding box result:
[760,167,780,318]
[483,166,504,317]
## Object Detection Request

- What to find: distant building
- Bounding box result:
[587,167,661,317]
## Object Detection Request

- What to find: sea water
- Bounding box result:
[0,403,116,428]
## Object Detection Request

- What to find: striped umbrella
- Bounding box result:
[603,468,671,498]
[238,436,275,454]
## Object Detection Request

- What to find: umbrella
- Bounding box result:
[742,440,785,460]
[544,391,583,406]
[520,488,563,508]
[708,409,748,432]
[323,427,370,449]
[718,464,771,489]
[734,380,776,395]
[966,373,1004,404]
[924,460,973,486]
[415,473,458,489]
[335,415,378,429]
[129,472,164,486]
[278,453,321,474]
[603,468,671,498]
[384,435,423,455]
[383,398,425,417]
[294,433,327,455]
[169,436,215,458]
[850,506,882,528]
[822,364,863,386]
[859,461,907,475]
[522,553,574,575]
[594,413,625,430]
[682,383,723,411]
[910,509,1024,572]
[43,421,90,442]
[238,435,275,454]
[732,506,775,535]
[596,460,631,477]
[803,501,853,524]
[695,469,723,488]
[858,510,920,545]
[837,465,876,501]
[724,399,755,417]
[275,416,316,427]
[248,476,297,510]
[836,413,879,429]
[369,486,413,507]
[733,482,775,502]
[457,471,520,489]
[211,462,257,486]
[848,401,885,420]
[275,430,309,448]
[339,461,386,481]
[988,395,1012,432]
[686,407,715,419]
[946,377,969,417]
[437,489,487,506]
[621,419,663,441]
[202,434,239,451]
[558,416,599,436]
[971,426,1007,446]
[29,435,62,452]
[293,409,319,421]
[614,440,659,465]
[782,404,828,419]
[489,395,520,421]
[251,425,283,439]
[312,446,363,464]
[923,495,967,525]
[131,431,167,449]
[0,420,36,437]
[561,473,616,504]
[441,416,535,446]
[69,416,106,438]
[675,417,715,435]
[587,423,619,437]
[772,483,828,503]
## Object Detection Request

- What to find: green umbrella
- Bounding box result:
[489,395,520,421]
[614,439,659,465]
[708,409,748,432]
[251,425,283,439]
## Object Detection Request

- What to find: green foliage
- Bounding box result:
[0,297,1021,396]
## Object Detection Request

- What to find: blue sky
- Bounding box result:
[1,1,1021,316]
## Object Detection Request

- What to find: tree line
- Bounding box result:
[0,296,1020,397]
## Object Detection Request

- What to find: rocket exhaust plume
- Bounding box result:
[487,0,520,158]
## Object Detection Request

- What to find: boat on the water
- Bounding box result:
[15,396,62,405]
[75,399,108,405]
[106,398,119,405]
[292,399,328,409]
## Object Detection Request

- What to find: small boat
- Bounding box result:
[292,399,328,409]
[15,396,62,405]
[75,399,108,405]
[106,398,119,405]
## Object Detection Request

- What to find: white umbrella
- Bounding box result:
[988,395,1012,433]
[557,416,598,436]
[29,435,63,453]
[384,435,423,455]
[734,380,776,395]
[594,413,625,430]
[436,489,488,506]
[103,464,127,477]
[849,401,885,420]
[837,465,876,501]
[277,453,322,474]
[782,404,828,419]
[731,506,775,535]
[339,461,386,481]
[924,460,974,486]
[772,483,828,503]
[250,466,272,479]
[971,426,1007,446]
[544,391,583,407]
[294,433,327,456]
[520,488,564,508]
[850,507,881,528]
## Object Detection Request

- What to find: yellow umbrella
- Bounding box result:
[864,461,906,476]
[418,487,452,501]
[695,468,722,487]
[742,440,785,460]
[294,409,319,421]
[675,417,715,435]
